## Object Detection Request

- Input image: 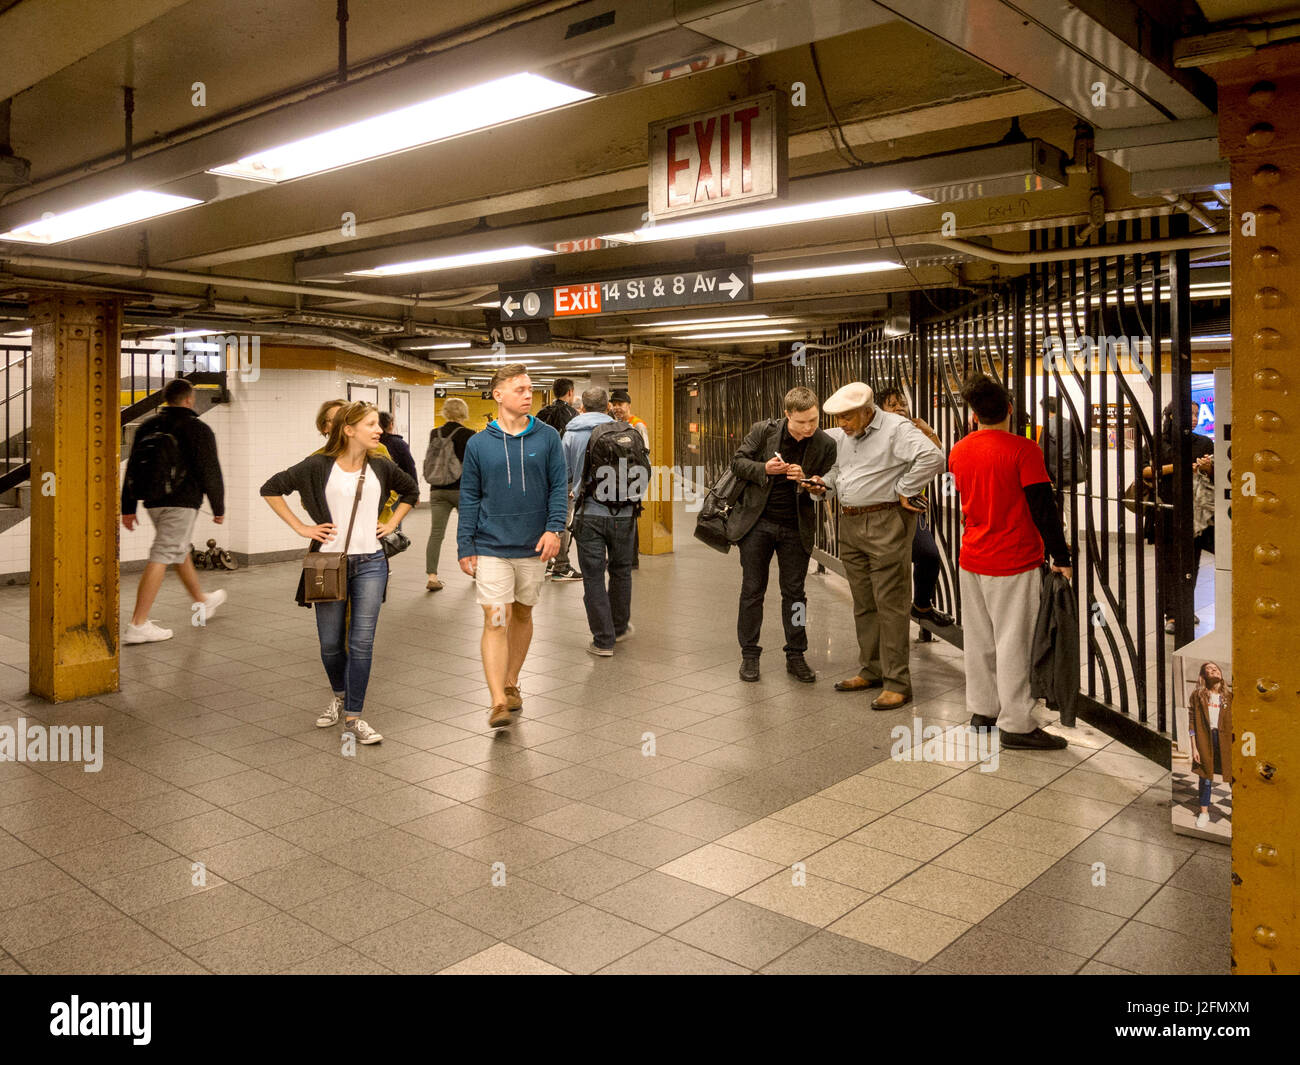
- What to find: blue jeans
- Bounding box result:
[1198,728,1220,806]
[575,514,636,648]
[313,549,387,715]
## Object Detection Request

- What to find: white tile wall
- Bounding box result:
[0,364,444,576]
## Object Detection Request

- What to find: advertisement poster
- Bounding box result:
[1171,639,1233,843]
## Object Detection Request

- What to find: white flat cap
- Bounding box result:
[823,382,874,414]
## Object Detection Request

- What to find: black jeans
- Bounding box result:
[912,514,941,610]
[575,514,636,648]
[738,517,810,658]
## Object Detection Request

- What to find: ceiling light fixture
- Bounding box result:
[678,328,794,340]
[639,314,771,328]
[209,73,594,184]
[0,191,204,244]
[408,341,472,350]
[753,261,905,283]
[349,245,553,278]
[601,190,929,245]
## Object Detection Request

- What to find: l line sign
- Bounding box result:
[498,265,753,320]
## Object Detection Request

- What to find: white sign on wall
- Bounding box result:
[647,91,786,221]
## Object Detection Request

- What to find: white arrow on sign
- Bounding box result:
[501,295,520,317]
[720,272,745,299]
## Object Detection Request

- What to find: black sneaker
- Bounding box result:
[551,569,583,582]
[786,655,816,683]
[999,727,1068,750]
[739,657,760,682]
[969,713,998,730]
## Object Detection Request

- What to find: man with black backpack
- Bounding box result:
[121,378,227,644]
[423,396,475,591]
[563,387,650,656]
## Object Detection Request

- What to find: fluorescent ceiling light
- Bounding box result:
[411,341,472,350]
[167,329,221,339]
[679,328,794,340]
[350,245,553,278]
[210,73,594,184]
[754,261,905,283]
[640,314,770,328]
[474,300,502,308]
[0,191,204,244]
[601,190,929,244]
[2,328,32,337]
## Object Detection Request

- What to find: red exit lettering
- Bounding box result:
[554,283,602,316]
[666,104,762,209]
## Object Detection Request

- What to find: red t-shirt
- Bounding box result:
[948,429,1052,576]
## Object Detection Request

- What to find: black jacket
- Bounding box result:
[379,432,418,482]
[536,399,576,435]
[1030,569,1080,726]
[729,418,837,553]
[122,405,225,516]
[260,453,420,607]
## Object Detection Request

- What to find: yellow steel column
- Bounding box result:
[627,349,674,554]
[28,292,122,701]
[1210,48,1300,975]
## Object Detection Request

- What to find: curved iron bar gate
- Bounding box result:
[675,220,1203,759]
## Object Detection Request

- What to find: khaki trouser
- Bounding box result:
[958,567,1040,734]
[839,507,915,694]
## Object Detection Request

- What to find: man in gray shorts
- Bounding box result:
[121,378,228,644]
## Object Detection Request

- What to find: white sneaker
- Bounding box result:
[124,620,173,644]
[201,589,227,619]
[316,695,342,728]
[344,718,383,745]
[1195,811,1210,829]
[615,622,636,642]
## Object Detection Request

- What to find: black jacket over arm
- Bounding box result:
[122,406,225,516]
[260,452,420,607]
[728,418,836,553]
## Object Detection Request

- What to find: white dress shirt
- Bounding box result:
[823,409,945,506]
[321,462,382,555]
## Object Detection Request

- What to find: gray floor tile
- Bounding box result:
[669,898,819,970]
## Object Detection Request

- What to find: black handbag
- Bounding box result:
[381,528,411,557]
[693,469,745,554]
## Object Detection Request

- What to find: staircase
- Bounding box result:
[0,342,227,534]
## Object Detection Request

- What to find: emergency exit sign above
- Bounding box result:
[648,92,787,221]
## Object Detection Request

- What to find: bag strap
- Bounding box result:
[340,462,367,554]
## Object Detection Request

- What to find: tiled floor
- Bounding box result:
[0,504,1230,974]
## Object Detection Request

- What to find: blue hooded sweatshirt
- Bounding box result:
[457,415,569,559]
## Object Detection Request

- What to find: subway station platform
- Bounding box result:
[0,504,1228,976]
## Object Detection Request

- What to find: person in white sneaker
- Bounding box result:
[1188,660,1232,830]
[121,378,228,644]
[261,401,419,744]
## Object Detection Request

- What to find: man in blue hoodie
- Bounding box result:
[458,364,569,729]
[563,387,638,658]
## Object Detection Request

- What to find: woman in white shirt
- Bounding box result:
[261,402,419,744]
[1187,661,1233,829]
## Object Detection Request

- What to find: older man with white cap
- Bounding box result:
[807,382,945,709]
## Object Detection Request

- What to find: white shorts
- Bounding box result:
[474,555,546,607]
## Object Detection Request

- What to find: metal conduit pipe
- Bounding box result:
[0,253,495,308]
[937,233,1229,265]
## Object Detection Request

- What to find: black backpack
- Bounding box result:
[576,421,652,515]
[536,400,575,434]
[126,420,189,501]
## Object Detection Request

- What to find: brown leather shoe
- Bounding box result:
[834,675,882,693]
[871,691,913,711]
[504,685,523,712]
[488,704,513,729]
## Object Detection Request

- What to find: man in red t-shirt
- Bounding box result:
[948,375,1073,750]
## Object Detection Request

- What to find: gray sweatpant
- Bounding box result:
[959,566,1041,734]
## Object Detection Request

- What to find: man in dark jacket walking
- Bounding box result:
[121,378,227,644]
[378,410,418,481]
[536,378,580,580]
[730,386,836,683]
[948,375,1073,750]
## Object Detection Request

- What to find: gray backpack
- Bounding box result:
[423,426,463,485]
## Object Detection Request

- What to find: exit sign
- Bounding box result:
[648,91,786,221]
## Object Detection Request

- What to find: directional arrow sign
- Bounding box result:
[498,264,752,320]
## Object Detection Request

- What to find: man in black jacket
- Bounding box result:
[536,378,581,580]
[730,386,837,683]
[378,410,418,481]
[121,378,227,644]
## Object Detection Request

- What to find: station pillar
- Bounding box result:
[28,292,123,701]
[627,349,673,554]
[1210,45,1300,975]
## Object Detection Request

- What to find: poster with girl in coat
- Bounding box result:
[1171,656,1233,842]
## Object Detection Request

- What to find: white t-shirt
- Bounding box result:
[321,462,382,555]
[1206,691,1222,730]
